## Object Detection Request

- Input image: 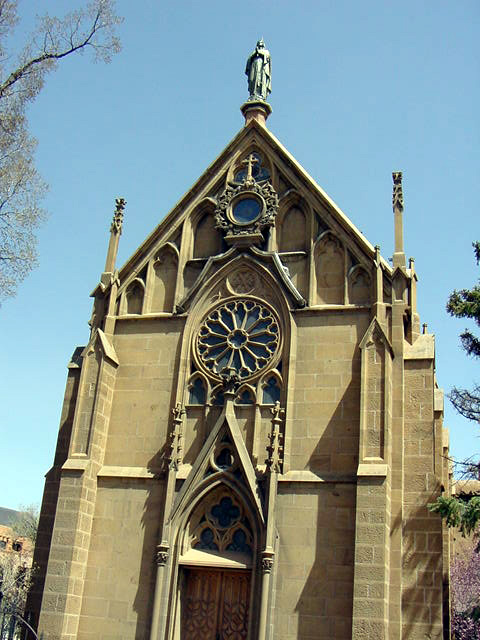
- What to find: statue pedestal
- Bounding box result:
[240,100,272,126]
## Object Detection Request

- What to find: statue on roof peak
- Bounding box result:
[245,39,271,102]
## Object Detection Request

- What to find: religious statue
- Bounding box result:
[245,39,271,102]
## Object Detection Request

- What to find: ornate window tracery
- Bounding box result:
[191,493,253,556]
[196,299,280,381]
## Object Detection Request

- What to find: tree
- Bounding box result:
[450,544,480,639]
[0,505,38,637]
[429,242,480,532]
[0,0,122,301]
[9,504,39,545]
[447,241,480,422]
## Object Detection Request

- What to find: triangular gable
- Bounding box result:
[95,119,392,295]
[169,397,265,526]
[80,328,119,367]
[359,317,394,357]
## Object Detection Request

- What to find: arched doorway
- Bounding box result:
[174,487,256,639]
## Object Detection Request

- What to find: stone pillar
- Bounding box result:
[352,320,393,639]
[37,334,118,639]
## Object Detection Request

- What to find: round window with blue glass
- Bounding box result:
[230,194,264,225]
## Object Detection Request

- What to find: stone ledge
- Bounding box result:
[357,463,388,477]
[279,470,356,483]
[97,465,158,478]
[62,458,89,472]
[404,334,434,360]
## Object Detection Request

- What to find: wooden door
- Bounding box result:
[181,568,251,639]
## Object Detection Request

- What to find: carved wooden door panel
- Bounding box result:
[181,569,250,640]
[217,571,250,639]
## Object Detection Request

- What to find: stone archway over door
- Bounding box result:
[181,567,251,639]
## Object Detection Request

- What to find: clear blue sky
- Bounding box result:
[1,0,478,509]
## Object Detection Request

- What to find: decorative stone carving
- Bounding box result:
[392,171,404,212]
[261,551,275,573]
[266,401,284,473]
[156,543,169,566]
[227,269,259,295]
[214,155,278,247]
[110,198,126,235]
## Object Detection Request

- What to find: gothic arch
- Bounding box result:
[186,372,209,406]
[314,231,345,305]
[276,191,310,253]
[193,211,223,259]
[150,243,179,313]
[167,477,263,640]
[235,383,256,405]
[120,277,145,315]
[348,264,372,306]
[258,369,283,406]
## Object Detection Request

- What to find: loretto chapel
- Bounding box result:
[29,42,451,640]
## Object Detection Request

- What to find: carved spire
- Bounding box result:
[266,401,284,473]
[104,197,126,273]
[110,198,126,234]
[392,171,406,268]
[165,403,185,471]
[392,172,404,212]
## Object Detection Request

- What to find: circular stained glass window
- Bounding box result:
[231,195,263,224]
[196,299,280,380]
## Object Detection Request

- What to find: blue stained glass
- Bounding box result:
[220,309,234,329]
[204,335,226,346]
[215,447,234,470]
[232,198,262,224]
[235,305,246,326]
[194,528,218,551]
[238,390,254,405]
[244,307,259,330]
[213,390,224,406]
[250,344,269,358]
[263,377,281,404]
[211,497,240,528]
[226,528,252,554]
[189,377,206,405]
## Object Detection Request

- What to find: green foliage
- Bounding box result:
[429,497,480,536]
[430,242,480,535]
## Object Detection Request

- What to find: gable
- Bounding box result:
[97,119,393,315]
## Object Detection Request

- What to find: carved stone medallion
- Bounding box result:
[227,269,259,295]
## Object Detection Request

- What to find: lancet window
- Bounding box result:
[188,376,207,405]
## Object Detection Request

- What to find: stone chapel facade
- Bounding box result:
[29,101,451,639]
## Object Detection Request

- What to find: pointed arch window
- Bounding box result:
[262,375,281,404]
[188,376,207,405]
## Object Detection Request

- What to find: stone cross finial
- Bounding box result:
[392,172,404,212]
[241,153,259,184]
[110,197,126,235]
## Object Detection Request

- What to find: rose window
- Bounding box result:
[196,300,280,380]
